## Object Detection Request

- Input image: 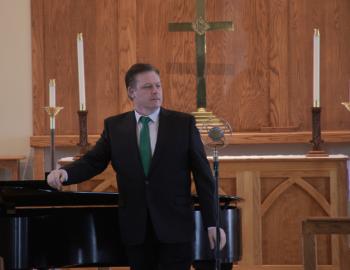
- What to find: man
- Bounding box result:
[47,63,226,270]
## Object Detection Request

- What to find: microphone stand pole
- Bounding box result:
[213,146,221,270]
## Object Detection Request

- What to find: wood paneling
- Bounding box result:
[117,0,136,113]
[31,0,46,136]
[221,157,348,268]
[32,0,119,135]
[165,0,197,112]
[30,130,350,148]
[32,0,350,136]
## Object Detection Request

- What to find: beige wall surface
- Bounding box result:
[0,0,32,156]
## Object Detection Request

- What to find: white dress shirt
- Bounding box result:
[134,108,160,155]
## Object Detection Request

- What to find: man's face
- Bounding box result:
[128,71,163,114]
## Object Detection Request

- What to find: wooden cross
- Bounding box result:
[169,0,234,110]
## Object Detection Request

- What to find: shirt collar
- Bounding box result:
[134,107,160,123]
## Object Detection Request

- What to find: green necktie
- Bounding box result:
[139,116,152,175]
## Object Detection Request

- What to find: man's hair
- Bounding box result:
[125,63,160,89]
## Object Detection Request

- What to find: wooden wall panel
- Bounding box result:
[267,0,290,128]
[322,0,350,130]
[32,0,350,138]
[165,0,197,113]
[92,0,119,133]
[32,0,119,135]
[31,0,46,136]
[117,0,136,113]
[288,0,311,130]
[261,181,331,264]
[206,0,271,131]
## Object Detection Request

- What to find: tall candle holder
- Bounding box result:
[44,106,64,170]
[77,110,90,155]
[307,107,328,156]
[341,102,350,112]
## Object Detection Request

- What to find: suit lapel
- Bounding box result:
[123,112,146,178]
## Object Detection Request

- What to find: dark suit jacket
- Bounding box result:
[63,108,216,245]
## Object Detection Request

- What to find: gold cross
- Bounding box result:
[169,0,234,110]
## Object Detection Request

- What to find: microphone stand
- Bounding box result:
[201,121,231,270]
[213,146,221,270]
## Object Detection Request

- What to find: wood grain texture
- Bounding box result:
[267,0,290,127]
[118,0,136,113]
[33,148,45,179]
[303,218,350,270]
[32,0,119,135]
[158,0,197,112]
[29,130,350,149]
[31,0,350,136]
[31,0,46,136]
[236,171,263,264]
[218,157,348,267]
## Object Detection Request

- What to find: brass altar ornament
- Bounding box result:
[193,108,225,132]
[44,106,64,117]
[44,106,64,129]
[192,17,210,35]
[341,102,350,112]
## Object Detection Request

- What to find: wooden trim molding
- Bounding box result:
[30,130,350,147]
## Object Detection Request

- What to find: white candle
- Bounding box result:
[313,29,320,107]
[49,79,56,107]
[77,33,86,111]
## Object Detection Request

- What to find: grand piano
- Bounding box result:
[0,180,241,269]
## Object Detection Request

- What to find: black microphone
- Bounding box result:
[205,120,231,149]
[208,126,225,142]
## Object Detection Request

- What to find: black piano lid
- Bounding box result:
[0,180,242,208]
[0,180,119,208]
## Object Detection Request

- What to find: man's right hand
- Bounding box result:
[47,169,68,190]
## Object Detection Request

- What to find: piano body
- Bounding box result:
[0,180,241,269]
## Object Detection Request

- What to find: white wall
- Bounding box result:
[0,0,32,178]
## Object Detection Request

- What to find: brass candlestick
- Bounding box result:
[341,102,350,111]
[77,110,90,155]
[44,106,64,170]
[307,107,328,156]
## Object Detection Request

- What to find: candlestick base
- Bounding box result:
[77,110,90,156]
[341,102,350,112]
[44,106,64,117]
[306,150,328,157]
[308,107,328,156]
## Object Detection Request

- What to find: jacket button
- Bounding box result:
[145,181,149,185]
